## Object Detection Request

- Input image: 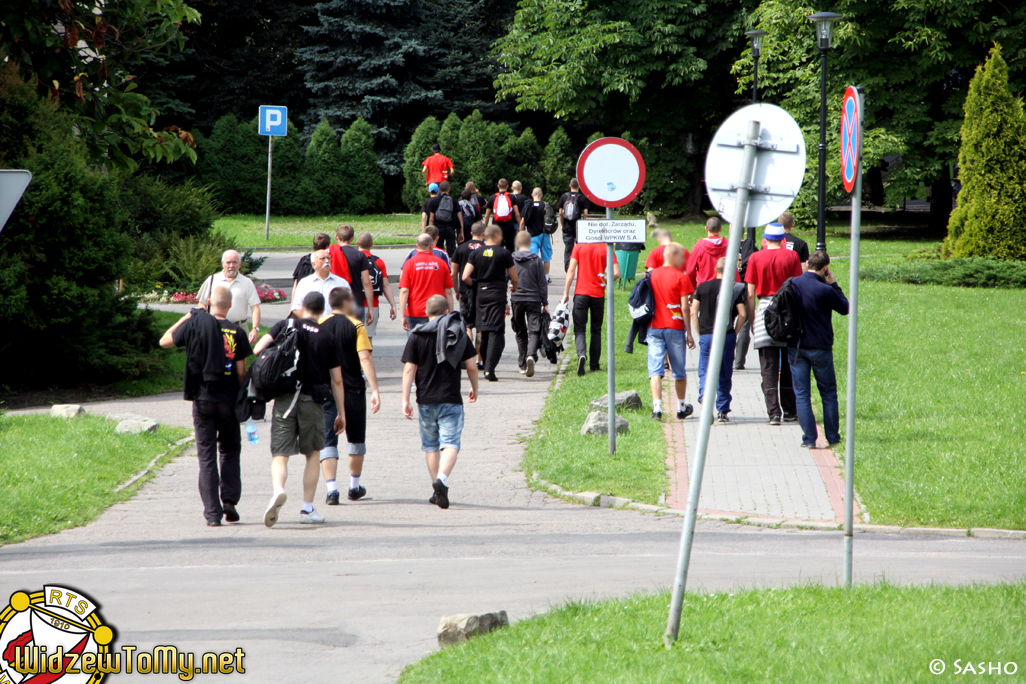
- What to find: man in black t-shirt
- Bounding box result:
[779,212,810,271]
[557,178,591,271]
[690,257,748,422]
[253,291,346,528]
[451,221,487,367]
[462,225,518,381]
[426,180,462,257]
[421,183,439,228]
[292,232,331,292]
[161,286,253,527]
[331,224,376,326]
[484,178,522,252]
[401,295,479,509]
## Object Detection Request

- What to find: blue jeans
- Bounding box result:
[788,347,840,447]
[418,403,465,452]
[646,328,687,380]
[698,332,736,413]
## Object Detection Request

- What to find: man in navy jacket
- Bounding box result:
[788,250,849,448]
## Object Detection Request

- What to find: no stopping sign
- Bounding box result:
[576,138,646,208]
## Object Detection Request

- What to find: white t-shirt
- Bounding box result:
[291,272,350,311]
[196,272,260,323]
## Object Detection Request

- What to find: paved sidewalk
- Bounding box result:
[667,339,855,523]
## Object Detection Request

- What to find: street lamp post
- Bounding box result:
[744,29,768,243]
[809,11,841,253]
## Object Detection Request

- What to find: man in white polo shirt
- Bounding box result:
[292,249,350,314]
[197,250,262,344]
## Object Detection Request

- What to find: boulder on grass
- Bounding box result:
[115,419,159,435]
[51,404,85,419]
[589,390,643,411]
[580,411,629,436]
[438,611,509,648]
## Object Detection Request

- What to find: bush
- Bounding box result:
[402,116,441,211]
[438,112,463,180]
[120,174,220,238]
[902,244,943,262]
[860,258,1026,288]
[339,117,384,213]
[945,45,1026,260]
[303,119,345,214]
[543,126,574,201]
[503,127,543,195]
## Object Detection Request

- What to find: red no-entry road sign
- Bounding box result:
[840,86,861,194]
[576,137,646,208]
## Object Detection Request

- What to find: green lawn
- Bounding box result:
[0,414,191,545]
[523,298,667,505]
[214,213,424,248]
[833,281,1026,530]
[401,583,1026,683]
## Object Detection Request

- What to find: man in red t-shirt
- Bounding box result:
[399,234,454,332]
[646,244,696,420]
[686,216,728,286]
[645,227,689,273]
[744,222,802,424]
[356,231,397,339]
[561,241,620,376]
[422,144,454,186]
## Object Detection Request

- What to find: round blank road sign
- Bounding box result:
[840,86,861,193]
[704,103,806,228]
[576,138,646,208]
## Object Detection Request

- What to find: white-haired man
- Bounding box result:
[197,249,262,344]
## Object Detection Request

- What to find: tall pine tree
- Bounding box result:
[340,118,386,213]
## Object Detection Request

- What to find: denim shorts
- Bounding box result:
[530,233,553,262]
[418,403,465,452]
[646,327,687,380]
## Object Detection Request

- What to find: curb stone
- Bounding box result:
[113,434,196,493]
[899,527,970,538]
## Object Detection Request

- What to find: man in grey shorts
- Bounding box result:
[253,292,346,527]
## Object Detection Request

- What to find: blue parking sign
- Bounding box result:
[258,106,288,136]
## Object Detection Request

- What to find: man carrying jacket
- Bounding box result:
[511,231,548,377]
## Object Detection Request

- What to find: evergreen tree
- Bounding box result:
[304,119,346,213]
[299,0,443,175]
[402,116,442,211]
[265,118,311,216]
[439,112,464,184]
[340,118,385,213]
[542,126,575,200]
[502,127,544,195]
[946,45,1026,260]
[458,110,493,192]
[201,114,266,213]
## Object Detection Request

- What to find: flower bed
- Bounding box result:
[256,284,287,303]
[137,283,286,305]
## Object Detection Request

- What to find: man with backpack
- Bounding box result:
[328,224,376,327]
[645,244,695,420]
[557,179,589,271]
[511,230,548,377]
[421,183,439,229]
[252,291,347,528]
[291,249,350,314]
[744,222,803,426]
[786,251,849,448]
[484,178,522,253]
[356,232,396,339]
[160,286,253,527]
[402,295,479,509]
[519,187,553,280]
[427,180,462,257]
[451,221,487,367]
[319,287,381,504]
[196,250,262,345]
[462,225,518,381]
[422,144,454,186]
[464,181,485,221]
[690,257,747,422]
[510,181,529,219]
[292,232,331,293]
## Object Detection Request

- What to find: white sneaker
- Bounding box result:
[526,356,535,378]
[546,276,552,283]
[299,509,325,524]
[264,491,287,528]
[519,368,528,375]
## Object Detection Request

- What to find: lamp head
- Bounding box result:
[745,30,769,58]
[808,12,841,50]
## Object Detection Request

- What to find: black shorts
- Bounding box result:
[323,392,367,454]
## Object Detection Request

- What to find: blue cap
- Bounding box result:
[763,222,785,240]
[428,183,439,193]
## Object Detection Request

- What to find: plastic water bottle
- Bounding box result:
[246,418,259,445]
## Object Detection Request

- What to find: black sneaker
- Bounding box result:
[652,410,663,420]
[783,413,798,423]
[577,356,587,377]
[223,503,240,523]
[206,520,222,527]
[485,372,498,382]
[432,479,450,509]
[476,361,485,371]
[326,490,340,505]
[734,364,745,371]
[717,412,729,423]
[348,486,366,501]
[767,415,782,426]
[676,404,694,420]
[429,493,438,505]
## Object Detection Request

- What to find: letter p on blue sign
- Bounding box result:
[259,106,288,136]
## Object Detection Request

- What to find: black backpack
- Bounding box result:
[435,194,455,223]
[738,237,758,281]
[764,277,804,345]
[627,273,655,324]
[543,202,558,234]
[562,194,580,222]
[249,319,302,405]
[459,198,476,227]
[364,253,384,297]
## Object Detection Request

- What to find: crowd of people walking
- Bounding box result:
[161,140,848,530]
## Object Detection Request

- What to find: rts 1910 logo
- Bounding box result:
[0,585,116,683]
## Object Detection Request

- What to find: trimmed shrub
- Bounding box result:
[503,127,543,195]
[339,117,384,213]
[438,112,463,181]
[119,174,219,238]
[543,126,574,201]
[402,116,441,211]
[201,114,266,213]
[860,258,1026,289]
[304,119,345,214]
[946,45,1026,260]
[458,110,494,193]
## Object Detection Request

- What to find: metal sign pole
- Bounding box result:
[665,119,762,646]
[843,87,864,588]
[264,136,274,241]
[606,206,616,454]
